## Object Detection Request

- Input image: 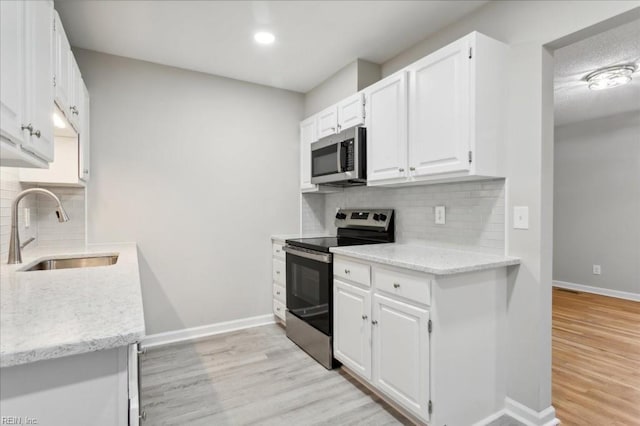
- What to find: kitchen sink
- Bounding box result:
[22,255,119,271]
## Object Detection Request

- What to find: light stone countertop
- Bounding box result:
[330,243,520,275]
[0,242,145,368]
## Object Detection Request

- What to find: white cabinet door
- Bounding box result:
[334,280,371,380]
[0,0,25,145]
[300,116,317,192]
[22,0,54,162]
[373,294,430,421]
[364,72,408,184]
[337,92,364,131]
[408,37,471,177]
[79,80,90,181]
[67,56,81,130]
[316,106,338,139]
[53,12,71,115]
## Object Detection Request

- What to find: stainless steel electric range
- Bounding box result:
[283,208,395,369]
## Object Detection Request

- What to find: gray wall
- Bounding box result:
[374,0,637,415]
[304,59,381,117]
[554,111,640,296]
[74,49,303,335]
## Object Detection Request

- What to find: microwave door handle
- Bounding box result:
[336,143,342,173]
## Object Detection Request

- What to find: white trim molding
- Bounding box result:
[554,280,640,302]
[505,398,559,426]
[142,314,276,349]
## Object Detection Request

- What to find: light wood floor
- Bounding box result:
[552,288,640,425]
[140,324,410,425]
[140,324,523,425]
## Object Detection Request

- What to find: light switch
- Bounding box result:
[513,206,529,229]
[435,206,446,225]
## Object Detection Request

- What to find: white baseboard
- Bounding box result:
[142,314,276,349]
[505,398,559,426]
[554,280,640,302]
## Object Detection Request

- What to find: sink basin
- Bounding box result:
[22,255,119,271]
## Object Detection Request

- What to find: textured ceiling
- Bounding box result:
[554,19,640,126]
[55,0,487,93]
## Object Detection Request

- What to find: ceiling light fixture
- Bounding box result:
[585,64,636,90]
[254,31,275,45]
[52,111,66,129]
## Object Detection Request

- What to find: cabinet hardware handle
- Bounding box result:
[83,169,89,174]
[21,124,41,138]
[70,106,79,115]
[372,320,378,325]
[137,346,147,355]
[276,291,280,295]
[362,315,368,320]
[276,271,280,274]
[139,410,147,421]
[276,250,280,253]
[398,168,405,172]
[409,167,416,171]
[344,269,350,274]
[276,307,281,311]
[393,283,401,288]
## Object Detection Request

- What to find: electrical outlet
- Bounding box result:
[435,206,446,225]
[593,264,601,275]
[513,206,529,229]
[24,208,30,228]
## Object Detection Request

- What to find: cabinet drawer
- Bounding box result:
[272,242,285,259]
[373,266,431,306]
[273,259,285,284]
[334,257,371,287]
[273,299,286,321]
[273,283,285,303]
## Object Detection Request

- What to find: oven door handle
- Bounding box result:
[283,246,332,264]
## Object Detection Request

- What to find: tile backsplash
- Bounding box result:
[302,179,506,254]
[0,167,86,258]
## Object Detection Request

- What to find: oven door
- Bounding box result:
[284,246,332,336]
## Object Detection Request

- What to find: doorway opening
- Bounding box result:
[550,15,640,424]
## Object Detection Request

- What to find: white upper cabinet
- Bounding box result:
[334,280,372,380]
[53,12,72,116]
[408,37,470,177]
[79,81,90,181]
[373,293,430,421]
[316,105,339,139]
[337,92,364,132]
[364,71,408,184]
[0,0,25,146]
[22,0,54,162]
[0,0,54,167]
[67,56,82,130]
[300,116,317,192]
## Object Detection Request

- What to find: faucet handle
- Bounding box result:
[20,237,36,250]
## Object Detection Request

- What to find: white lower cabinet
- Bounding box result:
[333,255,508,425]
[0,344,140,425]
[333,280,371,380]
[272,240,287,324]
[373,294,430,420]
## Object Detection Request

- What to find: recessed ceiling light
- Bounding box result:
[254,31,275,45]
[52,111,66,129]
[585,64,636,91]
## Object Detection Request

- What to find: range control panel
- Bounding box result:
[334,208,394,230]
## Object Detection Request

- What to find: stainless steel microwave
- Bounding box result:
[310,126,366,186]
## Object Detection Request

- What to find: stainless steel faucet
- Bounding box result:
[7,188,70,264]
